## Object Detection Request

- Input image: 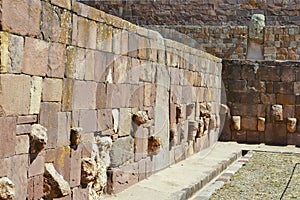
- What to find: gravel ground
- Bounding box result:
[210,151,300,200]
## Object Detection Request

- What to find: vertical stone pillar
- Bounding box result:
[246,14,265,60]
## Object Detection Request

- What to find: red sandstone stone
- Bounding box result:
[0,117,16,159]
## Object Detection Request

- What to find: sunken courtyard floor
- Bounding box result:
[210,151,300,200]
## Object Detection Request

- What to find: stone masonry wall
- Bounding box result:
[82,0,300,26]
[148,25,300,60]
[0,0,222,199]
[221,60,300,146]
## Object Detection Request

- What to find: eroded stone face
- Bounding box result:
[0,177,15,200]
[271,104,283,121]
[30,124,48,154]
[287,118,297,133]
[81,158,97,185]
[70,127,82,150]
[132,111,149,126]
[148,136,161,156]
[258,117,265,132]
[249,14,265,41]
[44,163,71,199]
[232,116,241,131]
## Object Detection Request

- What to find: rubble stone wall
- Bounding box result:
[148,25,300,60]
[221,59,300,146]
[82,0,300,26]
[0,0,222,198]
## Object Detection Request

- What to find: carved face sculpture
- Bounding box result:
[287,118,297,133]
[249,14,265,40]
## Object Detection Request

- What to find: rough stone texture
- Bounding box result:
[232,116,241,131]
[30,76,43,114]
[2,0,41,36]
[48,43,66,78]
[271,104,283,122]
[73,81,97,110]
[287,118,297,133]
[81,158,97,185]
[110,137,134,167]
[15,135,29,155]
[30,124,48,154]
[0,177,15,200]
[0,74,31,116]
[118,108,132,137]
[44,163,71,199]
[22,37,49,76]
[0,117,16,159]
[42,78,63,102]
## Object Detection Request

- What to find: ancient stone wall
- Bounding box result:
[149,25,300,60]
[221,60,300,146]
[0,0,222,199]
[82,0,300,26]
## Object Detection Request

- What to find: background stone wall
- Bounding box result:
[82,0,300,26]
[148,25,300,60]
[221,60,300,146]
[0,0,222,199]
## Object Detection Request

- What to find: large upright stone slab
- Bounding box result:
[0,117,16,159]
[0,74,31,116]
[73,81,97,110]
[110,137,134,167]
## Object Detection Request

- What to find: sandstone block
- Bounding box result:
[85,49,95,81]
[2,0,41,36]
[57,112,71,147]
[42,78,63,102]
[48,43,66,78]
[41,2,72,43]
[96,23,113,52]
[28,154,45,177]
[110,137,134,167]
[79,110,98,133]
[29,76,42,114]
[0,32,24,74]
[0,74,31,116]
[51,0,71,9]
[257,117,265,132]
[65,46,85,80]
[118,108,132,137]
[73,81,97,109]
[0,117,16,159]
[8,155,28,200]
[15,135,29,155]
[97,109,113,131]
[53,147,71,182]
[94,51,108,83]
[70,148,81,187]
[22,38,49,76]
[241,117,257,131]
[17,115,37,124]
[33,175,44,200]
[265,123,287,145]
[62,78,74,112]
[134,127,148,162]
[40,102,60,149]
[77,17,97,49]
[16,124,31,135]
[121,30,129,56]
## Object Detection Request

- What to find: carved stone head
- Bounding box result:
[249,14,265,41]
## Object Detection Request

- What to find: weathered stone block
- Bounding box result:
[110,137,134,167]
[30,76,43,114]
[42,78,63,102]
[70,148,81,188]
[0,32,24,74]
[85,49,95,81]
[96,23,113,52]
[53,147,71,182]
[41,2,71,43]
[134,127,148,162]
[16,124,31,135]
[28,154,45,177]
[241,117,257,131]
[2,0,41,36]
[17,115,37,124]
[0,74,31,116]
[0,177,15,200]
[65,46,85,80]
[40,102,60,149]
[33,175,44,200]
[0,117,16,159]
[9,155,28,200]
[257,117,265,132]
[265,123,287,146]
[73,81,97,110]
[118,108,132,137]
[97,109,113,131]
[246,131,260,144]
[48,43,66,78]
[77,17,97,49]
[51,0,71,10]
[57,112,71,147]
[15,135,29,155]
[277,94,295,105]
[62,78,74,112]
[79,110,98,133]
[22,37,48,76]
